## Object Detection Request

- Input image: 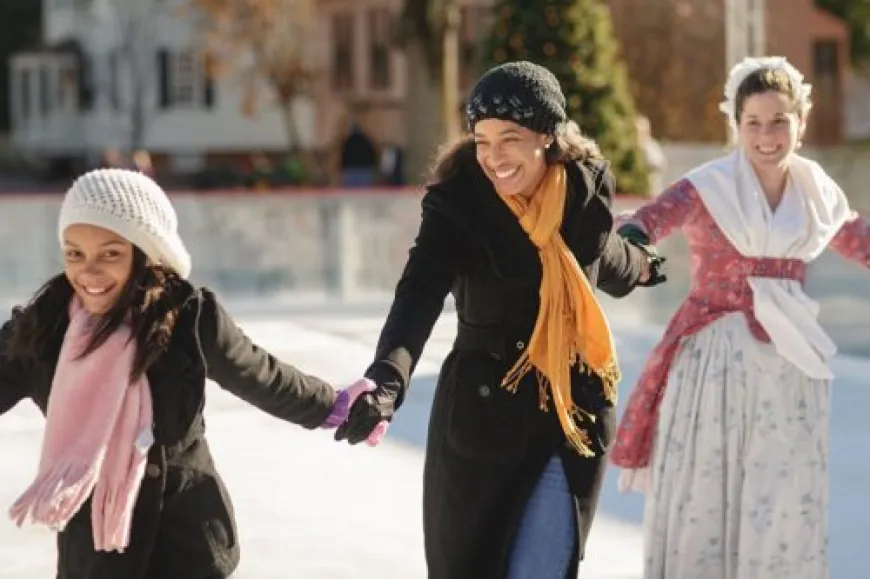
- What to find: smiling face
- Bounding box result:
[733,67,808,172]
[737,90,803,169]
[62,223,135,315]
[473,118,551,198]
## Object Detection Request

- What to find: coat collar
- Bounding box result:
[28,283,201,385]
[422,147,613,282]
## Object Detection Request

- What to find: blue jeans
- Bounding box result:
[507,455,576,578]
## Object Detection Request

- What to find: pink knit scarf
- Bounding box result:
[8,297,154,553]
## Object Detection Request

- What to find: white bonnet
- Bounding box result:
[719,56,812,138]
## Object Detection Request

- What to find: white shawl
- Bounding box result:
[685,149,851,379]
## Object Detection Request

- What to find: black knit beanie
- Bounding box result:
[465,61,567,135]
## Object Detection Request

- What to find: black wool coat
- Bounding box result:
[0,283,337,579]
[363,151,650,578]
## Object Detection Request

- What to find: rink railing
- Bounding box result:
[0,187,642,299]
[0,188,869,356]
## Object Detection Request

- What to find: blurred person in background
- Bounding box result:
[339,119,379,187]
[635,115,666,196]
[611,56,870,579]
[335,61,666,578]
[132,149,154,178]
[0,168,383,578]
[100,148,124,169]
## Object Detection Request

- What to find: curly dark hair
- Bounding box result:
[428,119,604,185]
[6,247,190,381]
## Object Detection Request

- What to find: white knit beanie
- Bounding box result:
[58,168,192,278]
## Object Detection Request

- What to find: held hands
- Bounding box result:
[619,224,667,287]
[321,378,389,446]
[334,379,400,445]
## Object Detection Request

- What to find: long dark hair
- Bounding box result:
[428,119,604,185]
[7,247,189,381]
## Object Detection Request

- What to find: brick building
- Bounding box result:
[11,0,850,179]
[317,0,850,152]
[609,0,849,144]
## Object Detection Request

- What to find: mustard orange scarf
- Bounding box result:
[498,164,620,457]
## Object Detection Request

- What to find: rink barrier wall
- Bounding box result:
[0,188,869,357]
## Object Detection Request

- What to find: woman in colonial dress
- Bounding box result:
[611,56,870,579]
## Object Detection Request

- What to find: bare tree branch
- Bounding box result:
[94,0,161,151]
[186,0,318,152]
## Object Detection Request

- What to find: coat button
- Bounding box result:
[516,340,525,350]
[478,384,491,397]
[489,351,503,361]
[145,464,161,478]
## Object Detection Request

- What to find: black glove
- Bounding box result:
[618,224,668,287]
[334,381,401,445]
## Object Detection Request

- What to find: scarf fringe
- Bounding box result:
[500,349,621,457]
[92,452,147,552]
[9,458,99,530]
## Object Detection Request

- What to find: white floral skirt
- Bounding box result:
[642,313,830,579]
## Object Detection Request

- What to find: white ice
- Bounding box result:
[0,300,867,578]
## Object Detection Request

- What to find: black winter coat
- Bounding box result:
[363,153,650,578]
[0,284,336,579]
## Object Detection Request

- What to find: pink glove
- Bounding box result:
[320,378,389,447]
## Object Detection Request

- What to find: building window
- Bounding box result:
[157,48,215,109]
[171,50,198,107]
[40,66,52,116]
[78,55,94,111]
[109,51,121,110]
[58,61,78,111]
[813,40,839,81]
[331,14,354,91]
[20,69,32,121]
[368,9,392,90]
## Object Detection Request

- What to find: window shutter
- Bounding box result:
[157,49,170,109]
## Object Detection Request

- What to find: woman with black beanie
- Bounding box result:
[337,61,666,578]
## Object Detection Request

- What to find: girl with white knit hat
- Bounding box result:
[611,56,870,578]
[0,168,385,578]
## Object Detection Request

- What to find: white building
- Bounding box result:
[8,0,317,173]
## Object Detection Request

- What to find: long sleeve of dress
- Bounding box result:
[619,179,700,244]
[827,212,870,267]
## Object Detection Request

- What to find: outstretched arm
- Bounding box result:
[363,203,466,405]
[197,288,337,429]
[616,178,700,245]
[595,230,653,297]
[828,212,870,268]
[0,316,32,417]
[336,198,466,444]
[580,166,671,296]
[580,166,658,297]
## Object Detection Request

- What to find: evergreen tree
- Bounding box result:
[482,0,650,194]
